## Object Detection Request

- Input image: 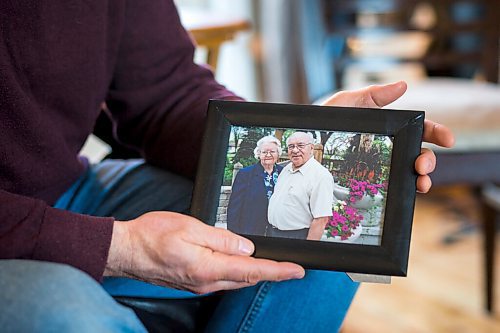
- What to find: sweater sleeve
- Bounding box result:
[0,190,114,281]
[105,0,243,179]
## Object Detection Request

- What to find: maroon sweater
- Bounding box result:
[0,0,239,280]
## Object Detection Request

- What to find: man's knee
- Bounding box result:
[0,260,145,332]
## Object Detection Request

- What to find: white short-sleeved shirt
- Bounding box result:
[268,157,334,230]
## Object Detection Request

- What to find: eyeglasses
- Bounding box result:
[287,143,312,151]
[260,150,278,156]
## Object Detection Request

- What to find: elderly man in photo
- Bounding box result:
[268,132,334,240]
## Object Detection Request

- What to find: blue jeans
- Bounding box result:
[0,160,358,332]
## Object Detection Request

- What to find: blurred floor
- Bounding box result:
[342,185,500,333]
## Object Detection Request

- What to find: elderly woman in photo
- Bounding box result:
[227,135,284,236]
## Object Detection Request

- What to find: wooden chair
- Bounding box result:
[481,183,500,313]
[385,1,500,314]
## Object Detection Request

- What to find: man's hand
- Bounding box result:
[104,212,305,294]
[321,81,455,193]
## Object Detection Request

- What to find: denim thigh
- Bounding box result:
[54,159,359,332]
[0,260,146,333]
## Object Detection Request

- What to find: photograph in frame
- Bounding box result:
[217,125,393,247]
[191,100,424,276]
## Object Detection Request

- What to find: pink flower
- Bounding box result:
[345,207,355,215]
[326,200,364,239]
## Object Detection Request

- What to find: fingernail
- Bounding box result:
[293,270,305,279]
[239,240,253,255]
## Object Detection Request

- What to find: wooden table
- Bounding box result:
[179,9,251,70]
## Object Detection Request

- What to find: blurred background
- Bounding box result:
[172,0,500,332]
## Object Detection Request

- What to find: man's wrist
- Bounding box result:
[104,220,130,277]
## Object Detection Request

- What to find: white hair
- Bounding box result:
[253,135,283,159]
[286,131,315,146]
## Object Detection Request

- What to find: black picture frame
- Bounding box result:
[190,100,424,276]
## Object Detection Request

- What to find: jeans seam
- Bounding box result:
[237,282,272,333]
